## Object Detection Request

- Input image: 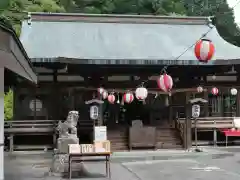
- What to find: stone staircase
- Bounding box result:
[107,127,128,151]
[155,127,183,149]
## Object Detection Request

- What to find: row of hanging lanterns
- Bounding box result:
[99,86,238,104]
[197,86,238,96]
[97,38,229,104]
[98,73,173,104]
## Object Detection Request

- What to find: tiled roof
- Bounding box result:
[20,13,240,64]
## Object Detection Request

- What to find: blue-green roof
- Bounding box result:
[20,13,240,65]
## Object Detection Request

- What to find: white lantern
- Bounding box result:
[230,88,238,96]
[197,86,203,93]
[97,87,105,95]
[102,90,108,99]
[135,87,148,101]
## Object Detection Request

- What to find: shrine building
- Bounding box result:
[7,12,240,151]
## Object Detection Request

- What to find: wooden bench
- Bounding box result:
[4,120,58,152]
[178,117,235,146]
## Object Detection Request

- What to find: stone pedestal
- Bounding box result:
[57,137,79,154]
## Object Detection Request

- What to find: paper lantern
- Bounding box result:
[124,92,134,104]
[194,39,215,63]
[98,87,105,95]
[197,86,203,93]
[135,87,148,101]
[230,88,238,96]
[211,87,218,95]
[108,94,115,104]
[102,90,108,99]
[157,74,173,92]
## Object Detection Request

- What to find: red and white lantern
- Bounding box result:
[197,86,203,93]
[135,87,148,101]
[98,87,105,95]
[123,92,134,104]
[108,94,115,104]
[194,39,215,63]
[157,74,173,92]
[211,87,218,95]
[102,90,108,99]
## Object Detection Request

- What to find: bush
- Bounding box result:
[4,89,13,120]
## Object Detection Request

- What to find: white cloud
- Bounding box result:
[227,0,240,25]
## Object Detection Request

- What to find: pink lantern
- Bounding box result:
[197,86,203,93]
[102,90,108,99]
[124,92,134,104]
[98,87,105,95]
[157,74,173,92]
[108,94,115,104]
[211,87,218,95]
[135,87,148,101]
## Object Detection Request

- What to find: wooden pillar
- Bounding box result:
[203,90,209,116]
[53,70,59,120]
[237,73,240,117]
[237,88,240,117]
[169,96,173,127]
[185,103,192,150]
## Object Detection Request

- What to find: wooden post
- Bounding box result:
[203,90,209,116]
[169,96,173,127]
[185,103,192,150]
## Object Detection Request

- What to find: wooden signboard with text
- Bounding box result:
[69,141,111,154]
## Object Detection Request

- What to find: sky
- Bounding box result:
[227,0,240,25]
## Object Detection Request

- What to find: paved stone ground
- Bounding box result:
[4,148,240,180]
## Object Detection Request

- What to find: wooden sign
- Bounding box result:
[94,140,111,153]
[80,144,94,154]
[69,144,81,154]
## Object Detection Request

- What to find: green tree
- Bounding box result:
[0,0,66,36]
[4,89,13,121]
[184,0,240,46]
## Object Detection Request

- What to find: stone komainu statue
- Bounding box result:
[57,111,79,138]
[51,111,80,175]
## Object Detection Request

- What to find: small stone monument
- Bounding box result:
[51,111,80,174]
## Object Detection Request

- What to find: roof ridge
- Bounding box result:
[28,12,212,25]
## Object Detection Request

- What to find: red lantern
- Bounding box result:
[194,39,215,63]
[157,74,173,92]
[135,87,148,101]
[211,87,218,95]
[102,90,108,99]
[98,87,105,95]
[124,92,134,104]
[108,94,115,104]
[197,86,203,93]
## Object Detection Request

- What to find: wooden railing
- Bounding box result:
[177,117,234,130]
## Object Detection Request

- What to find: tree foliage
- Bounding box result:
[4,89,13,121]
[1,0,239,45]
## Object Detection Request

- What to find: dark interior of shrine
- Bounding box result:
[10,61,240,148]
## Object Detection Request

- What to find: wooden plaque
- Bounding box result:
[94,140,111,153]
[69,144,81,154]
[80,144,94,154]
